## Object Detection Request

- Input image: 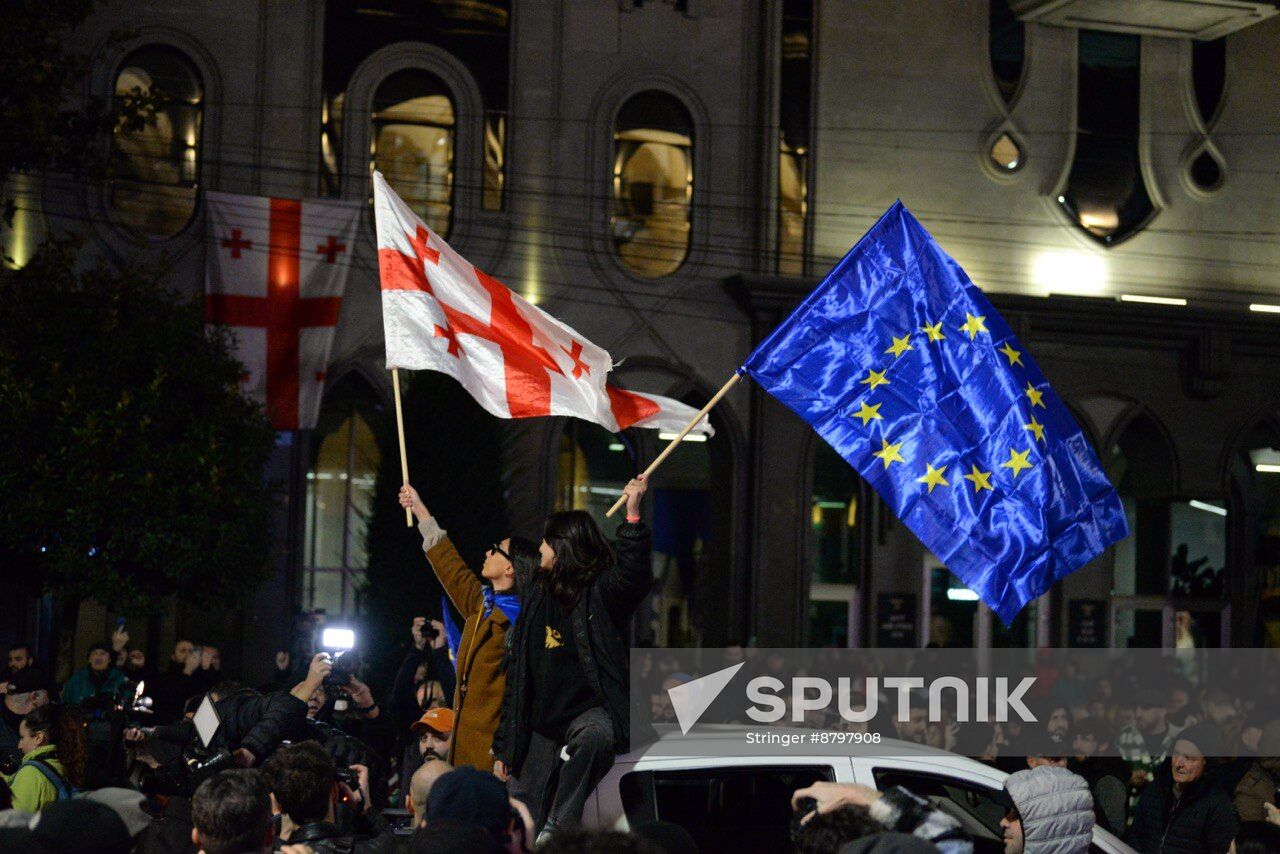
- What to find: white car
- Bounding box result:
[583,725,1136,853]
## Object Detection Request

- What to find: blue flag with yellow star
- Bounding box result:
[741,201,1127,623]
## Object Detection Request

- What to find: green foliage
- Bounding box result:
[360,371,511,682]
[0,243,276,615]
[0,0,159,225]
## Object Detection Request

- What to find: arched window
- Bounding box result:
[1109,413,1226,648]
[555,421,637,524]
[372,70,455,237]
[612,92,693,278]
[810,444,862,647]
[110,46,203,240]
[1231,423,1280,647]
[304,408,381,617]
[1058,31,1155,245]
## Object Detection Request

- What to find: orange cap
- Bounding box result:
[410,706,455,735]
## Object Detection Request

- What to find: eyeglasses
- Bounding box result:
[490,542,510,560]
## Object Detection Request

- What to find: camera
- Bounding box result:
[323,648,361,689]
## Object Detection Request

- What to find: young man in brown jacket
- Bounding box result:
[399,484,539,772]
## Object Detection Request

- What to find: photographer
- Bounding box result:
[138,682,309,772]
[390,618,453,743]
[263,741,396,852]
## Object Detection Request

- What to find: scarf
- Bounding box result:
[482,587,522,625]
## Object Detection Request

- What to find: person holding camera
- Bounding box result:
[492,475,652,841]
[398,484,541,773]
[263,741,397,853]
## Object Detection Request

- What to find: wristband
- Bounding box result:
[626,514,641,523]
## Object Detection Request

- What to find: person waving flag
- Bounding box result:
[740,202,1127,622]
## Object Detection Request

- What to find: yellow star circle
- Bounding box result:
[920,322,946,342]
[873,438,906,468]
[1024,383,1045,408]
[885,335,914,358]
[854,401,883,426]
[963,464,993,492]
[959,313,989,339]
[917,463,949,493]
[998,342,1023,366]
[1024,417,1046,442]
[861,369,889,390]
[1000,448,1035,478]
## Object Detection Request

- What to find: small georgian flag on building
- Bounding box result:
[204,192,361,430]
[373,172,712,436]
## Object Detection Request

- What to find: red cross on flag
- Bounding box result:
[205,191,361,430]
[373,172,712,436]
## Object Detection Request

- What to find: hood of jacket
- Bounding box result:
[1006,766,1095,854]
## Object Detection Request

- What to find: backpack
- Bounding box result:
[19,758,76,801]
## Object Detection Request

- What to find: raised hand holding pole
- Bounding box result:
[605,372,741,518]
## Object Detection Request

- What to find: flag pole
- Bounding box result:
[391,367,413,527]
[606,372,742,518]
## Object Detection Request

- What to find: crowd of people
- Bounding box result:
[0,474,1278,852]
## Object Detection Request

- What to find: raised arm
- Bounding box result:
[596,476,655,620]
[400,484,484,615]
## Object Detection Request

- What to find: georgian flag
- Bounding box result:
[373,172,712,436]
[205,192,361,430]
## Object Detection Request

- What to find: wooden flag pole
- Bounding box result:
[391,368,413,527]
[606,372,743,518]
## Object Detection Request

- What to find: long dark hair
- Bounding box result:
[541,510,613,608]
[23,703,87,787]
[505,535,539,597]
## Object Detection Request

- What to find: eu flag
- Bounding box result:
[741,202,1127,623]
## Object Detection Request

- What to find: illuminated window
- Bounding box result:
[1058,31,1155,245]
[372,70,455,237]
[778,0,812,276]
[556,421,636,527]
[989,133,1022,172]
[809,444,862,647]
[304,409,380,617]
[483,110,506,211]
[612,92,693,278]
[1235,423,1280,647]
[110,46,202,240]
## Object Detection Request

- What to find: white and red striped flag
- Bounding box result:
[205,192,361,430]
[373,172,712,436]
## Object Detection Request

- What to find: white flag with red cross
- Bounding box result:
[204,192,361,430]
[373,172,712,436]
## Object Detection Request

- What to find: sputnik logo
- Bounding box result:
[666,662,746,735]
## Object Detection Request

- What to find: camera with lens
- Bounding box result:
[322,648,361,689]
[184,745,235,791]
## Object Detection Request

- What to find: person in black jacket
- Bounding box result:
[494,475,652,842]
[134,684,309,770]
[1068,716,1132,835]
[263,741,397,853]
[1125,723,1238,854]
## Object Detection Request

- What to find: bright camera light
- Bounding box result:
[322,628,355,650]
[946,588,980,602]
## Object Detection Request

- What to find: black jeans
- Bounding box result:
[508,706,616,833]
